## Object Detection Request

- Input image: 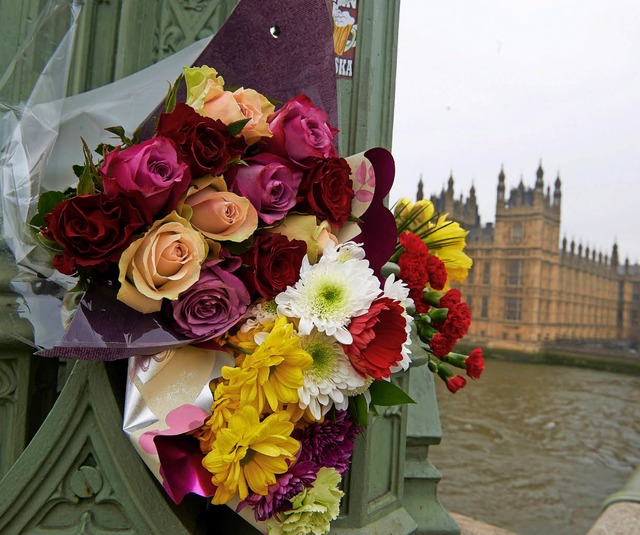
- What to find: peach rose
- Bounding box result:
[184,66,274,145]
[266,214,337,264]
[118,212,208,313]
[180,176,258,242]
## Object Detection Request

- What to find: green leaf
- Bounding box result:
[104,125,133,146]
[224,236,255,255]
[29,190,67,228]
[77,138,101,194]
[227,118,251,137]
[72,164,84,178]
[164,73,184,114]
[350,394,369,428]
[369,380,416,406]
[35,231,62,252]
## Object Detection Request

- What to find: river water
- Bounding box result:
[428,358,640,535]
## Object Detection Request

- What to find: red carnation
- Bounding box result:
[446,375,467,394]
[465,348,485,379]
[437,301,472,339]
[439,289,462,309]
[398,232,430,312]
[426,255,447,290]
[343,297,407,379]
[430,332,456,358]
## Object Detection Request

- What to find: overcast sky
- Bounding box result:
[391,1,640,263]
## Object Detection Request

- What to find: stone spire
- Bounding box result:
[611,242,619,267]
[535,160,544,190]
[497,165,505,204]
[417,173,424,201]
[553,173,562,206]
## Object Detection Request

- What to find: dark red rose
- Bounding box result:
[465,347,485,379]
[156,103,247,178]
[42,193,146,275]
[241,232,307,299]
[297,157,354,228]
[343,297,407,379]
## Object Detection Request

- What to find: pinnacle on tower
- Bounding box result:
[417,173,424,201]
[447,172,454,192]
[611,242,619,267]
[535,160,544,189]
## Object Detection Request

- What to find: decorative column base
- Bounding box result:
[404,361,460,534]
[333,506,417,535]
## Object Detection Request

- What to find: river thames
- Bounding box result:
[429,357,640,535]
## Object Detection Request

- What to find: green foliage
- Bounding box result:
[77,138,101,195]
[104,126,133,147]
[29,191,67,228]
[227,118,251,137]
[164,73,184,114]
[369,380,415,406]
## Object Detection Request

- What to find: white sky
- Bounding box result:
[391,1,640,263]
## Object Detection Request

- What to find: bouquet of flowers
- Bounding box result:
[26,65,420,533]
[2,2,484,533]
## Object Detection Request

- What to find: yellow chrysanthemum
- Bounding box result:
[203,406,299,503]
[227,319,275,356]
[196,382,242,452]
[223,316,313,414]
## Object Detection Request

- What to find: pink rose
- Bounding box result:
[101,137,191,219]
[266,95,338,165]
[227,153,302,225]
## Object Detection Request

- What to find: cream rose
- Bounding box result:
[117,212,208,313]
[266,214,338,264]
[180,176,258,242]
[184,66,274,145]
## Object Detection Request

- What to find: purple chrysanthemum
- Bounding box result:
[297,410,358,475]
[237,460,317,522]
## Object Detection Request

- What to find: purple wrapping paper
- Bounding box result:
[40,0,339,361]
[140,0,338,139]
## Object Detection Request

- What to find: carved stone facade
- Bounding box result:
[426,164,640,352]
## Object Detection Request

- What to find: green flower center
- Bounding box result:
[263,300,277,315]
[312,282,346,316]
[306,342,338,381]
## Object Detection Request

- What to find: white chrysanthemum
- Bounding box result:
[297,330,366,420]
[383,274,413,372]
[239,299,279,333]
[275,245,381,344]
[319,240,366,263]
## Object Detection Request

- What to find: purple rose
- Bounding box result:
[227,153,302,224]
[101,137,191,220]
[265,94,338,165]
[169,261,251,340]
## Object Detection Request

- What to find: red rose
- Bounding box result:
[156,103,247,178]
[241,232,307,299]
[266,94,338,165]
[297,157,355,228]
[42,193,146,275]
[465,348,485,379]
[343,297,407,379]
[446,375,467,394]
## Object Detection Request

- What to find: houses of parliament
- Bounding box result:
[421,163,640,353]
